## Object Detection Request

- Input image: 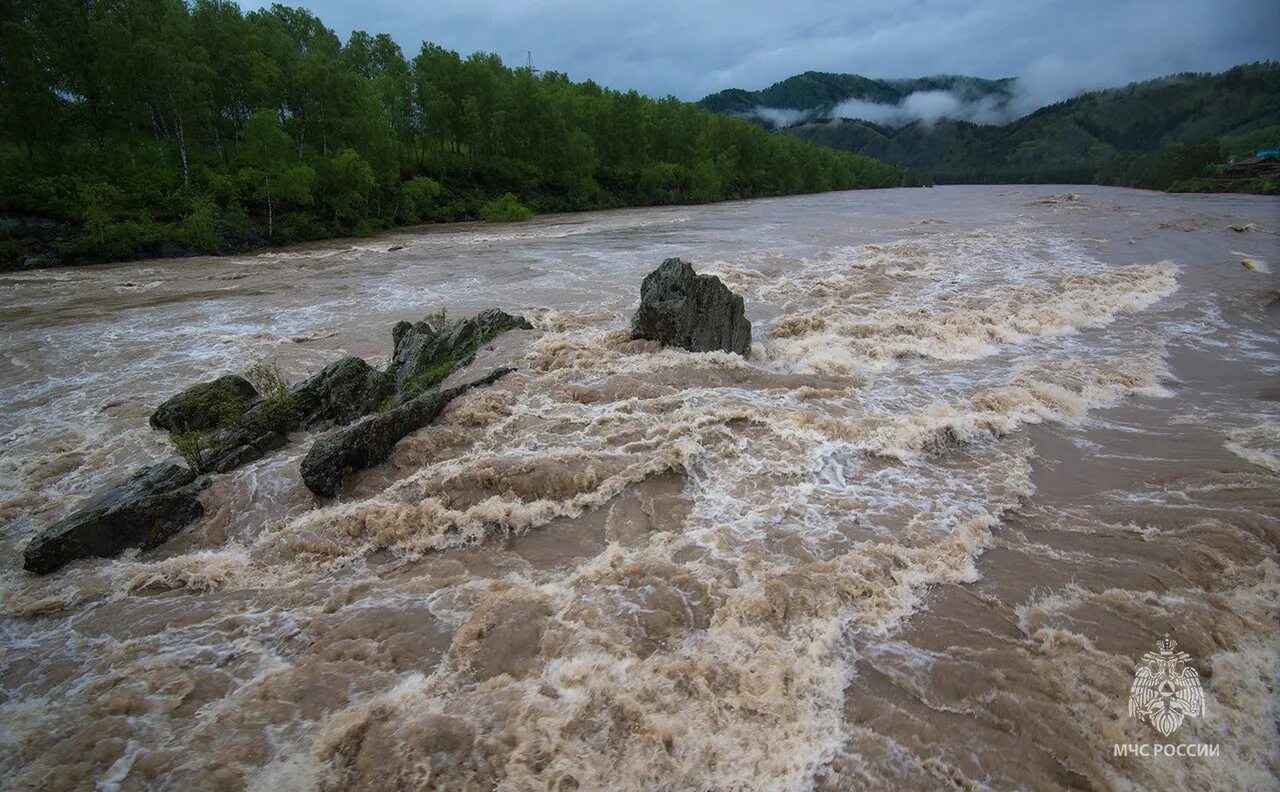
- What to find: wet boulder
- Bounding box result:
[22,464,210,575]
[301,368,514,497]
[389,309,532,398]
[149,374,260,433]
[288,356,395,428]
[198,357,394,473]
[630,258,751,357]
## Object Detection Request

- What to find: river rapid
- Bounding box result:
[1,185,1277,791]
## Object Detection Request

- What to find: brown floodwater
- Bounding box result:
[0,186,1277,791]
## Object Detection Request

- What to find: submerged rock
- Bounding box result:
[149,374,260,433]
[22,464,209,575]
[630,258,751,357]
[301,368,515,497]
[389,309,532,398]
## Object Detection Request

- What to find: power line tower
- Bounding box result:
[526,51,540,76]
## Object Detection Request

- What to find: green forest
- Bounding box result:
[0,0,903,269]
[701,64,1280,193]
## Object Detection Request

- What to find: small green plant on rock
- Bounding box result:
[399,354,463,401]
[422,306,448,331]
[171,430,210,473]
[168,358,295,470]
[243,358,295,435]
[243,358,287,398]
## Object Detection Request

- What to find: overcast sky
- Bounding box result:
[248,0,1279,105]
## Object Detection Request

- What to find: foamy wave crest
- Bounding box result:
[125,546,252,592]
[769,262,1178,373]
[256,446,693,561]
[303,493,1030,790]
[860,356,1170,459]
[1224,420,1280,473]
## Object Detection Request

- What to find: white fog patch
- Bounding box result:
[746,106,815,127]
[833,89,1014,127]
[744,68,1175,132]
[827,98,903,126]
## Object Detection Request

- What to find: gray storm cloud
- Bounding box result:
[248,0,1279,107]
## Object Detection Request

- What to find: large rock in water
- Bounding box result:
[629,258,751,357]
[301,368,514,497]
[389,309,532,397]
[199,356,395,473]
[22,464,209,574]
[288,356,395,428]
[149,374,259,433]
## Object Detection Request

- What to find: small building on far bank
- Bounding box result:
[1220,153,1280,183]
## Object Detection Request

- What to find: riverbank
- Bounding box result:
[1,184,902,272]
[11,175,1271,276]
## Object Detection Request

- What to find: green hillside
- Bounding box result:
[701,63,1280,190]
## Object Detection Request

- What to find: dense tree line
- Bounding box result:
[0,0,903,268]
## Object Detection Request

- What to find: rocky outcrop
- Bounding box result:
[297,310,531,496]
[24,310,528,573]
[2,213,63,270]
[289,356,395,428]
[149,374,260,433]
[301,368,514,497]
[630,258,751,357]
[22,464,210,574]
[0,213,58,240]
[23,358,395,573]
[389,309,532,398]
[197,357,394,473]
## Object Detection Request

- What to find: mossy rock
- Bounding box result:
[197,356,394,474]
[150,374,260,433]
[389,308,532,400]
[23,463,210,574]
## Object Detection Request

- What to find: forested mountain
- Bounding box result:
[700,64,1280,190]
[699,72,1017,124]
[0,1,903,269]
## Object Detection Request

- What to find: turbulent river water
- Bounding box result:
[0,186,1277,791]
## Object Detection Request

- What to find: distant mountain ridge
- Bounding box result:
[697,63,1280,187]
[698,72,1016,119]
